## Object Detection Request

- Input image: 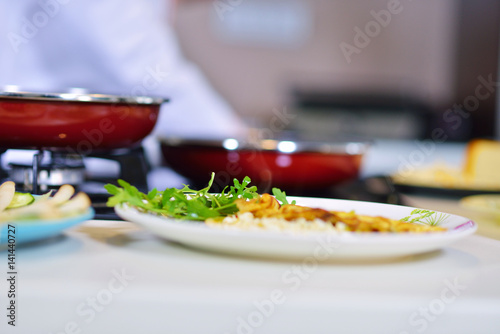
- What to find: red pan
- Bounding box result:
[0,91,168,153]
[159,137,368,193]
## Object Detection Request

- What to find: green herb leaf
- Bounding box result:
[105,173,266,221]
[401,209,449,226]
[272,188,296,205]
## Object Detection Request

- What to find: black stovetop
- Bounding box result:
[0,146,151,220]
[1,146,406,220]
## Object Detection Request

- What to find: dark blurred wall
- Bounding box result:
[454,0,500,139]
[174,0,499,141]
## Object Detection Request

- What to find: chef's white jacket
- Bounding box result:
[0,0,247,146]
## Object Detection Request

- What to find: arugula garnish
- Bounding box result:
[401,209,450,226]
[272,188,296,205]
[105,173,267,221]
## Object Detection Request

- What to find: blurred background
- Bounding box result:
[173,0,500,141]
[1,0,500,212]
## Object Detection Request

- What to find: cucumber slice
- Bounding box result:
[7,192,35,209]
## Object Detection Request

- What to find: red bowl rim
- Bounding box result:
[159,136,369,155]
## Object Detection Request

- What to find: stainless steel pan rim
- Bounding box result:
[158,137,369,155]
[0,91,168,105]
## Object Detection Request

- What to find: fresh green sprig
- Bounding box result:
[272,188,296,205]
[401,209,450,226]
[105,173,265,221]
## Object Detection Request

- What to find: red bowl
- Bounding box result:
[159,137,367,193]
[0,91,168,153]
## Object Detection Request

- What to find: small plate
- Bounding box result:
[460,195,500,220]
[0,208,95,245]
[115,197,476,259]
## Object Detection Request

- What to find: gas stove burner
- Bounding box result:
[9,151,86,193]
[0,146,151,219]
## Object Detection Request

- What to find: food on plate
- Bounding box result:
[106,173,446,234]
[0,182,92,223]
[0,181,16,212]
[206,193,446,233]
[7,191,35,209]
[392,139,500,190]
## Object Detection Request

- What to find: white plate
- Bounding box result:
[114,197,476,259]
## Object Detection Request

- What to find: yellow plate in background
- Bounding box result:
[460,195,500,221]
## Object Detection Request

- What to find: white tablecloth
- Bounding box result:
[2,219,500,334]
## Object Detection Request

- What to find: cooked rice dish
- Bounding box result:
[206,194,447,234]
[207,212,347,234]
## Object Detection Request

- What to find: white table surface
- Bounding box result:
[2,139,500,333]
[2,219,500,334]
